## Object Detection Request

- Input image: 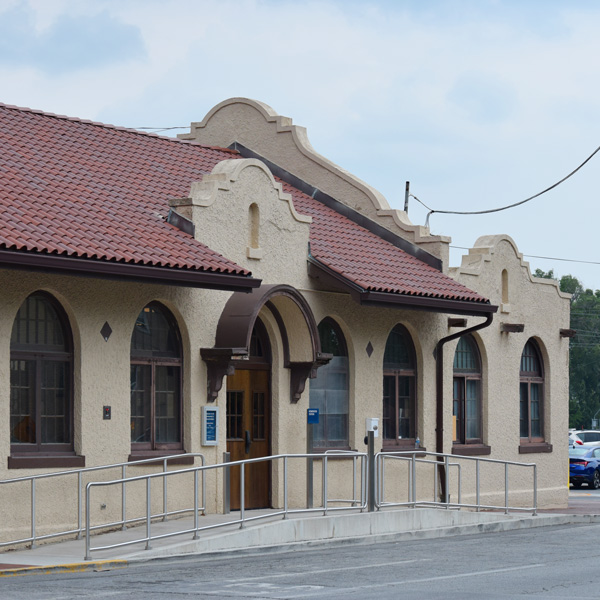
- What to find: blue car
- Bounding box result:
[570,446,600,488]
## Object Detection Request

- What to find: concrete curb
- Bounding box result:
[0,560,127,578]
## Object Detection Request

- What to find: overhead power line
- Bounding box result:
[450,246,600,267]
[411,144,600,227]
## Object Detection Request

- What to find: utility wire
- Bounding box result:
[411,145,600,227]
[135,126,188,133]
[450,246,600,267]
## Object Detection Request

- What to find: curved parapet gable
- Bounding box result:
[179,98,449,259]
[449,234,570,302]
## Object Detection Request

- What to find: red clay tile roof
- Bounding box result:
[287,186,488,303]
[0,103,249,276]
[0,102,487,304]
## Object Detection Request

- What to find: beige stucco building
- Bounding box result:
[0,98,570,542]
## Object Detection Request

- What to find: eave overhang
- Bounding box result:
[308,256,497,317]
[0,248,261,292]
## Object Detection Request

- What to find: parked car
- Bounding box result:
[570,432,584,447]
[570,446,600,488]
[571,430,600,446]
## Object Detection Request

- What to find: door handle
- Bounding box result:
[244,430,251,454]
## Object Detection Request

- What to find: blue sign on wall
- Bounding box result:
[202,406,219,446]
[307,408,319,424]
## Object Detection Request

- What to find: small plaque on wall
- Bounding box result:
[202,406,219,446]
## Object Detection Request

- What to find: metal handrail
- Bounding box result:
[85,451,368,560]
[0,453,205,549]
[376,450,537,515]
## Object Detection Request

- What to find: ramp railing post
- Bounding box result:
[367,430,375,512]
[223,452,230,515]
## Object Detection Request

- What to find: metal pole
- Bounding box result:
[121,464,127,530]
[201,455,206,516]
[31,479,36,549]
[193,470,199,540]
[223,452,230,515]
[505,463,509,514]
[162,457,168,521]
[283,456,289,519]
[323,455,328,515]
[307,423,313,509]
[145,478,152,550]
[240,462,245,529]
[85,484,92,560]
[367,430,375,512]
[533,464,538,516]
[476,459,480,512]
[404,181,410,214]
[412,453,417,506]
[444,454,450,507]
[77,471,82,539]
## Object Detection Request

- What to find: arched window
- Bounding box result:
[383,324,416,448]
[130,303,182,452]
[10,292,74,454]
[520,339,544,442]
[453,335,482,445]
[309,318,349,450]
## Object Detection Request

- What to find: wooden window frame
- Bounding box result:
[310,318,350,452]
[129,303,183,461]
[382,324,417,450]
[519,339,552,453]
[9,292,83,469]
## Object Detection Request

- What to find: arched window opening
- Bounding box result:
[309,318,349,450]
[520,339,544,442]
[502,269,509,305]
[249,203,260,249]
[10,292,74,453]
[383,324,416,448]
[130,303,183,452]
[453,335,482,445]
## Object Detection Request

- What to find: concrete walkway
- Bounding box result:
[1,500,600,577]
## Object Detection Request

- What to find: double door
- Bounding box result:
[226,369,270,509]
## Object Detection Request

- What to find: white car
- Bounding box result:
[571,430,600,447]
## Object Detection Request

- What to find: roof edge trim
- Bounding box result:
[231,142,443,271]
[0,249,261,292]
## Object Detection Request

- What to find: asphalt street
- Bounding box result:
[1,519,600,600]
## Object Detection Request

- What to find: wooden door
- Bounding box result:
[226,369,270,509]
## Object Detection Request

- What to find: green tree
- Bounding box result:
[560,274,600,428]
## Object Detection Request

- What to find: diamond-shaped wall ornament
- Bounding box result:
[366,341,374,357]
[101,321,113,342]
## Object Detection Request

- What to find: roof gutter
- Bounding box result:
[0,249,261,292]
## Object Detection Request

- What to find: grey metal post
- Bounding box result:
[505,463,509,514]
[367,430,375,512]
[145,478,152,550]
[193,470,199,540]
[283,456,289,519]
[31,479,36,549]
[85,483,92,560]
[307,423,313,509]
[476,459,481,512]
[223,451,230,515]
[77,471,82,539]
[121,464,127,530]
[533,464,538,516]
[240,462,245,529]
[444,454,450,507]
[162,457,169,521]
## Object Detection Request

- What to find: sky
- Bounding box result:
[1,0,599,289]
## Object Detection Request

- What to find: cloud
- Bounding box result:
[0,2,145,74]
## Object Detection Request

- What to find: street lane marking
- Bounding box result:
[279,562,545,598]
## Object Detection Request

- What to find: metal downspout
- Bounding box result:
[435,312,494,499]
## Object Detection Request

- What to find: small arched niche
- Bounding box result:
[246,202,263,260]
[501,269,510,312]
